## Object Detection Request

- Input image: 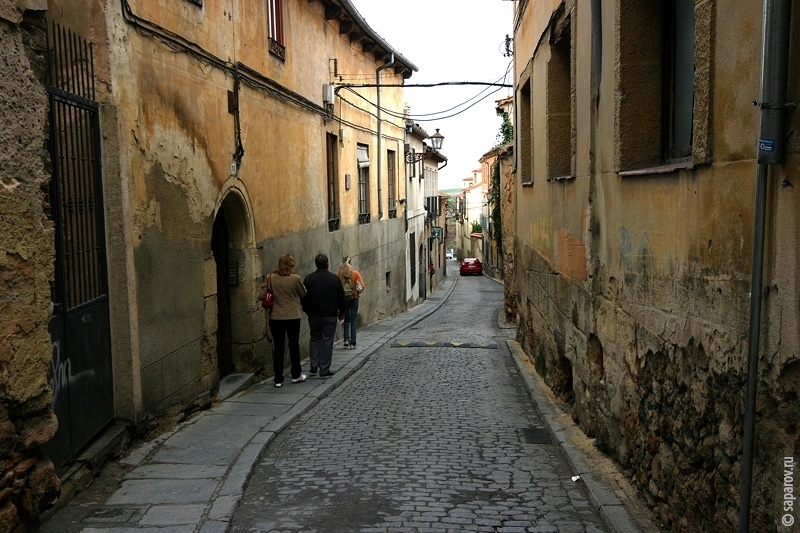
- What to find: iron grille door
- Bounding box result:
[43,22,113,471]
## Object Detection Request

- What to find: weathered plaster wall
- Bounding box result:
[513,0,800,530]
[0,2,61,528]
[499,150,516,322]
[98,0,412,414]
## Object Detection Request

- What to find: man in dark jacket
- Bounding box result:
[302,254,346,377]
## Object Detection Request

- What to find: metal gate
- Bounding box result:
[42,22,114,471]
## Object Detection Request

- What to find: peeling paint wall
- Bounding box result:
[0,2,61,528]
[513,0,800,530]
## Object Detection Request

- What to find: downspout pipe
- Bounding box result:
[377,53,395,220]
[739,1,792,531]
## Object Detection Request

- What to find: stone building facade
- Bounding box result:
[48,0,416,450]
[404,122,446,303]
[512,0,799,530]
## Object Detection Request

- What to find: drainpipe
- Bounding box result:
[739,1,792,531]
[376,53,395,220]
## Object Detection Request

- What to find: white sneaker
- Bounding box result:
[291,374,307,383]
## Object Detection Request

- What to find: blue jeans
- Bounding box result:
[344,299,359,345]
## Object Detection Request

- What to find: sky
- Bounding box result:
[351,1,515,190]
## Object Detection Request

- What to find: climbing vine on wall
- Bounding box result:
[488,111,512,257]
[489,160,502,256]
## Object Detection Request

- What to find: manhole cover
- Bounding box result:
[522,427,553,445]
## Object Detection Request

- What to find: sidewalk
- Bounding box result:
[40,272,657,533]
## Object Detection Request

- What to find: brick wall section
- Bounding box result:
[0,3,61,530]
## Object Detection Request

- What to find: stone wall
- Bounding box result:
[0,2,61,530]
[515,234,796,531]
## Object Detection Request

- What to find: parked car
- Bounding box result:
[446,250,454,260]
[459,258,483,276]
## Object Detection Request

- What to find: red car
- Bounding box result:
[459,258,483,276]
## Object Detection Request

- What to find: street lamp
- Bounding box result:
[429,128,444,150]
[405,129,445,164]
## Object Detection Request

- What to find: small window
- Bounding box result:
[357,144,370,224]
[547,21,572,180]
[387,150,397,219]
[518,78,532,185]
[267,0,285,60]
[326,133,340,232]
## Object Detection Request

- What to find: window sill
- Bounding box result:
[269,39,286,61]
[547,174,575,183]
[619,161,694,177]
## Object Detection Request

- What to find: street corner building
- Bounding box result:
[1,0,430,528]
[509,0,800,531]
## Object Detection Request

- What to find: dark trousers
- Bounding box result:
[343,299,359,345]
[269,318,302,383]
[307,315,337,374]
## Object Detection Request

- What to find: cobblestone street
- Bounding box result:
[231,273,608,532]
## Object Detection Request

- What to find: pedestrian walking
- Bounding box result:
[302,253,346,377]
[336,257,365,349]
[260,254,307,388]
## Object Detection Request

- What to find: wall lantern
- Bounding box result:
[405,129,444,164]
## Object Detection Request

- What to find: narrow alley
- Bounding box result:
[230,272,613,532]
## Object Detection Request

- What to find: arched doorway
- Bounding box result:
[211,187,262,380]
[212,211,235,377]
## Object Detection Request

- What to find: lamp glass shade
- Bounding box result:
[429,129,444,151]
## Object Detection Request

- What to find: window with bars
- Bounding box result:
[267,0,285,60]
